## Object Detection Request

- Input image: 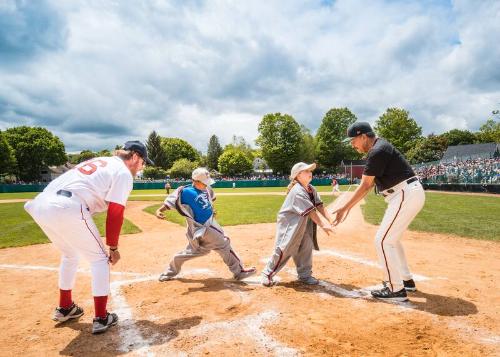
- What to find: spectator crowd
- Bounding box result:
[413,157,500,184]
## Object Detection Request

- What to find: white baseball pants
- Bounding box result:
[375,180,425,292]
[24,192,110,296]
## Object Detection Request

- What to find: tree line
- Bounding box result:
[1,108,498,182]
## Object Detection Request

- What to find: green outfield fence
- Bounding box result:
[0,178,350,193]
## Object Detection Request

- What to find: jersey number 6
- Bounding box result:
[78,159,108,175]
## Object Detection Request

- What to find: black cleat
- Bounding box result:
[52,303,84,322]
[403,279,417,292]
[371,287,408,302]
[92,312,118,334]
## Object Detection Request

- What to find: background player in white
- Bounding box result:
[24,141,153,334]
[261,162,334,287]
[332,122,425,302]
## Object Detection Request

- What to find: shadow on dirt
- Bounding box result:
[280,280,478,317]
[57,315,202,356]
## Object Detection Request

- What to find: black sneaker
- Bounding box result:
[92,312,118,334]
[52,303,84,322]
[403,279,417,292]
[371,287,408,302]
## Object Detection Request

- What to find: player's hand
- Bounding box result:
[155,208,165,219]
[331,206,350,226]
[321,225,334,236]
[109,249,120,265]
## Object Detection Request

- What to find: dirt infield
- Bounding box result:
[0,197,499,356]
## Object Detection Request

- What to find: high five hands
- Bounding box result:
[330,206,351,226]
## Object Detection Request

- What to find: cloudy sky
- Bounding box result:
[0,0,499,152]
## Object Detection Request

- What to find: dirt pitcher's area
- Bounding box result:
[0,195,499,356]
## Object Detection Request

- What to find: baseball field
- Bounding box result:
[0,187,499,356]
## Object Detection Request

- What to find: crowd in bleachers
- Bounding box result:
[413,157,500,184]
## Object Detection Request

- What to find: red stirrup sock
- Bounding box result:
[59,289,73,309]
[93,296,108,318]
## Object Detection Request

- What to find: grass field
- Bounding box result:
[143,194,335,226]
[0,202,141,249]
[361,192,500,241]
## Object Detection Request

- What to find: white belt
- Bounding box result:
[380,176,419,197]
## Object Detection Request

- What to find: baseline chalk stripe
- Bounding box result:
[314,249,432,281]
[188,310,299,356]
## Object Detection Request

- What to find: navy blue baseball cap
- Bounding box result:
[342,122,374,143]
[123,140,154,165]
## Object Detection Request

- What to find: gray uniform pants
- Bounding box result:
[162,228,244,278]
[262,222,314,280]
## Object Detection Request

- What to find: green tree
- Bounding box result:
[168,158,199,179]
[218,149,253,176]
[298,125,316,163]
[0,130,17,176]
[315,107,359,169]
[146,131,168,169]
[77,150,96,163]
[161,138,200,169]
[224,135,255,161]
[142,166,169,180]
[4,126,67,182]
[97,149,112,157]
[256,113,302,175]
[374,108,422,155]
[475,119,500,143]
[440,129,476,146]
[406,134,448,164]
[207,135,223,170]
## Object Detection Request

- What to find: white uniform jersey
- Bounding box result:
[44,156,133,214]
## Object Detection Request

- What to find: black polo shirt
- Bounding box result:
[363,138,415,191]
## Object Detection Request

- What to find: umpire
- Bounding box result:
[332,122,425,302]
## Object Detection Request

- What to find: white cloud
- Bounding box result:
[0,0,499,152]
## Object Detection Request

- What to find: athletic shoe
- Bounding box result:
[371,287,408,302]
[92,312,118,334]
[261,274,277,287]
[403,279,417,292]
[298,276,320,285]
[158,273,175,282]
[52,303,84,322]
[234,267,257,280]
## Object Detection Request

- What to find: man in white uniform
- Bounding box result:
[332,123,425,302]
[24,141,153,334]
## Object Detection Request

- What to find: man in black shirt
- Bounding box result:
[332,122,426,302]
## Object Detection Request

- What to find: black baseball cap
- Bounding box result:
[342,122,374,143]
[123,140,154,165]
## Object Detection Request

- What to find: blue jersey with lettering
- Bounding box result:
[181,185,213,224]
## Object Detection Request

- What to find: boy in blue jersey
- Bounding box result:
[155,168,256,281]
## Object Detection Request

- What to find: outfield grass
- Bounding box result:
[0,202,141,249]
[143,194,335,226]
[0,192,39,200]
[361,192,500,241]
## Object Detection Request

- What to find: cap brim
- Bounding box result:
[146,158,154,166]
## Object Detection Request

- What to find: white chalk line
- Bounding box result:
[0,263,147,277]
[186,310,298,356]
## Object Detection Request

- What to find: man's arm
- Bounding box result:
[332,175,375,225]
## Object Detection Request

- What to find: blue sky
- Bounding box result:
[0,0,499,152]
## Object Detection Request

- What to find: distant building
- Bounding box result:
[340,160,366,179]
[41,163,75,182]
[253,158,273,174]
[441,143,499,163]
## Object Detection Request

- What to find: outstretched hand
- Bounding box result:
[155,208,165,219]
[331,206,351,226]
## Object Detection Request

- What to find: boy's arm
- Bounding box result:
[308,209,333,236]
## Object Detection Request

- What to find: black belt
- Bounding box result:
[382,177,419,196]
[56,189,72,198]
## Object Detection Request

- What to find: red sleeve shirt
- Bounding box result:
[106,202,125,246]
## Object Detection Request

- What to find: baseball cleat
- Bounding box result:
[158,273,175,282]
[403,279,417,292]
[52,303,84,322]
[298,276,320,285]
[92,312,118,334]
[234,267,257,280]
[261,274,277,287]
[371,287,408,302]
